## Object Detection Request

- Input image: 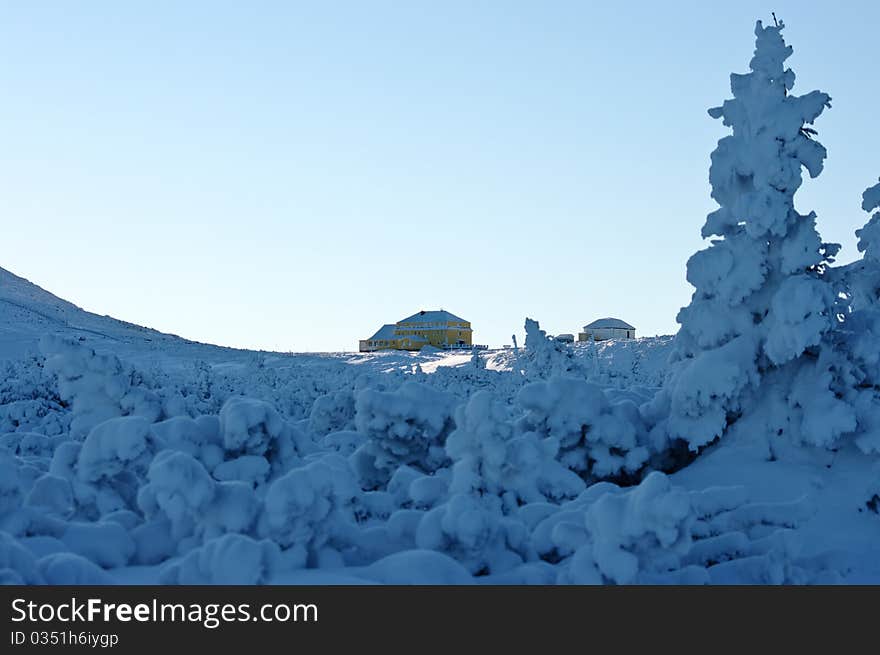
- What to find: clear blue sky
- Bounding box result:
[2,2,878,352]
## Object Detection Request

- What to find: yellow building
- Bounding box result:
[359,310,474,352]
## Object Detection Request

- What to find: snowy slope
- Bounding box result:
[0,266,233,366]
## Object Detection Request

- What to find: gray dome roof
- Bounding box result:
[583,318,635,330]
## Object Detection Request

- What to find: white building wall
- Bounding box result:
[578,327,634,341]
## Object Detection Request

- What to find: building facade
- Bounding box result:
[578,318,636,342]
[359,310,474,352]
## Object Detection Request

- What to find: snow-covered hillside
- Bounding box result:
[0,266,236,366]
[4,19,880,586]
[3,258,879,585]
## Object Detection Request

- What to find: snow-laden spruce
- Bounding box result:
[830,179,880,454]
[648,19,850,451]
[522,318,586,380]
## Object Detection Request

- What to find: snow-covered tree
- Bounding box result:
[658,19,846,450]
[830,180,880,453]
[522,318,584,379]
[350,382,456,485]
[841,180,880,320]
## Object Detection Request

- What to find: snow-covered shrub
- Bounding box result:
[308,391,356,437]
[0,356,69,439]
[352,382,456,483]
[136,450,217,544]
[23,440,103,524]
[40,335,163,439]
[0,450,25,523]
[584,337,674,390]
[447,390,584,504]
[415,493,527,575]
[421,358,522,407]
[321,430,366,457]
[563,472,695,584]
[517,376,658,483]
[408,474,448,509]
[0,431,53,458]
[71,416,161,517]
[77,416,157,483]
[213,456,271,486]
[414,391,583,575]
[547,473,825,585]
[149,415,224,472]
[363,549,474,584]
[0,356,58,405]
[526,480,622,561]
[159,533,281,584]
[0,399,69,437]
[37,552,114,584]
[60,520,135,568]
[176,359,219,415]
[136,450,260,555]
[0,531,43,584]
[218,397,313,477]
[258,454,359,566]
[25,474,75,518]
[686,486,822,584]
